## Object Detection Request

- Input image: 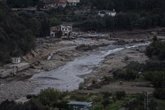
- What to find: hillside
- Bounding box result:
[0,2,35,63]
[75,0,165,31]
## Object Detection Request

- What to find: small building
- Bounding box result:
[106,9,116,17]
[50,24,72,38]
[60,24,72,36]
[68,101,92,110]
[50,26,61,37]
[11,57,21,64]
[42,0,67,9]
[98,11,106,17]
[67,0,80,6]
[58,0,67,8]
[98,9,116,17]
[41,0,80,9]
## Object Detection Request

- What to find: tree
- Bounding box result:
[154,88,165,99]
[75,0,165,31]
[37,88,68,108]
[6,0,39,8]
[115,91,126,100]
[0,100,48,110]
[0,2,36,63]
[102,94,110,109]
[144,71,165,88]
[146,36,165,60]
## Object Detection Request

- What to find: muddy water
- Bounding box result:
[30,42,149,94]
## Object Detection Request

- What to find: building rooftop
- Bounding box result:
[68,101,92,107]
[67,0,80,3]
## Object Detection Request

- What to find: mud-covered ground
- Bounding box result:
[79,46,154,94]
[0,31,154,103]
[0,37,114,103]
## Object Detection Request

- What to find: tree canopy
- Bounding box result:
[6,0,39,8]
[75,0,165,31]
[0,2,51,64]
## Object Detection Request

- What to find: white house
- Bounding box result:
[60,24,72,36]
[11,57,21,64]
[50,24,72,37]
[98,11,106,17]
[106,9,117,17]
[42,0,67,9]
[50,31,56,37]
[67,0,80,6]
[98,9,116,17]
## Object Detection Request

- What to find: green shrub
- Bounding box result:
[37,88,68,108]
[115,91,126,100]
[0,99,48,110]
[154,88,165,100]
[113,69,138,81]
[146,37,165,60]
[144,71,165,88]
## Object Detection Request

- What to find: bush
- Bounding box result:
[0,100,48,110]
[144,60,165,71]
[154,88,165,99]
[76,44,98,51]
[125,61,143,72]
[113,62,143,81]
[115,91,126,100]
[70,93,89,101]
[49,17,61,26]
[6,0,39,8]
[37,88,68,108]
[146,37,165,60]
[113,69,138,81]
[143,71,165,88]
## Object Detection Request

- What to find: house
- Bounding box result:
[98,11,106,17]
[98,9,116,17]
[106,9,117,17]
[50,26,61,37]
[60,24,72,36]
[58,0,67,8]
[11,57,21,64]
[41,0,80,9]
[68,101,92,110]
[41,0,58,9]
[50,24,72,38]
[42,0,67,9]
[67,0,80,6]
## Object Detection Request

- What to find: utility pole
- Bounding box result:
[143,92,148,110]
[146,92,148,110]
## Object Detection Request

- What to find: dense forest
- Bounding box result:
[6,0,39,8]
[90,0,165,11]
[75,0,165,31]
[0,2,50,64]
[0,2,35,63]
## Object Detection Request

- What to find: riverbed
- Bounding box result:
[0,41,149,103]
[30,42,149,94]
